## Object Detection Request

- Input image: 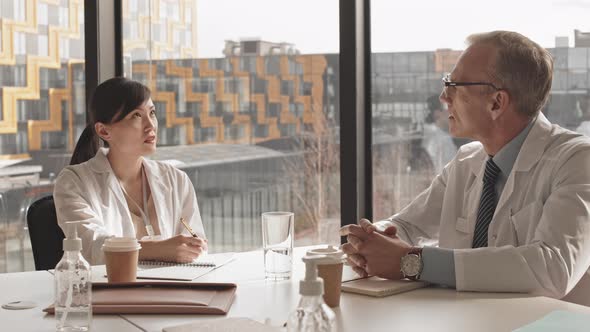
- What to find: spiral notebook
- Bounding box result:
[139,258,217,268]
[136,253,235,281]
[341,276,429,297]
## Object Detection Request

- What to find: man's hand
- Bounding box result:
[359,219,399,238]
[340,219,412,280]
[340,219,400,276]
[140,235,208,263]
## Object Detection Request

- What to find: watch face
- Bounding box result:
[401,254,422,276]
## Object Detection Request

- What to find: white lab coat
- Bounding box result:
[54,148,205,265]
[387,113,590,306]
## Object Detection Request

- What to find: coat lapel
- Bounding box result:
[495,113,553,215]
[460,146,487,238]
[142,159,170,237]
[464,145,487,203]
[88,148,134,232]
[87,149,180,238]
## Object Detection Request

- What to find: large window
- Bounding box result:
[371,0,590,220]
[122,0,340,253]
[8,0,585,273]
[0,0,85,272]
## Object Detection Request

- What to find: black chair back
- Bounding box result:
[26,195,65,270]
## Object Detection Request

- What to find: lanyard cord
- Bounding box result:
[120,165,155,238]
[141,166,155,237]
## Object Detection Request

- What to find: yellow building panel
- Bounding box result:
[297,55,327,135]
[0,0,82,148]
[163,61,224,139]
[12,0,38,33]
[27,88,69,150]
[277,56,299,127]
[123,0,197,59]
[161,60,195,143]
[0,153,31,160]
[129,54,329,145]
[0,22,16,65]
[0,88,19,133]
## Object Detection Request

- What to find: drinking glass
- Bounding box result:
[262,212,294,280]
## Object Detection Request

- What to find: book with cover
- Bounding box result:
[44,281,237,314]
[341,276,429,297]
[136,253,235,281]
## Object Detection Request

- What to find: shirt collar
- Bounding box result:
[492,119,535,177]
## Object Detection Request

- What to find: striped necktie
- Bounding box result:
[472,158,501,248]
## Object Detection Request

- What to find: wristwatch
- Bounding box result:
[400,247,423,281]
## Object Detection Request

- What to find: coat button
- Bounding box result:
[492,234,498,240]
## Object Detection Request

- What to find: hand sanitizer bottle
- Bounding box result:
[287,255,336,332]
[54,221,92,332]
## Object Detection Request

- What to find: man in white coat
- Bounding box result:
[341,31,590,306]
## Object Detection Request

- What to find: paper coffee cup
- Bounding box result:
[307,245,345,307]
[102,237,141,283]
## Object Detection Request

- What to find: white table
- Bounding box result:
[3,248,590,332]
[0,271,142,332]
[121,248,590,332]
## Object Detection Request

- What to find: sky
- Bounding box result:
[197,0,590,58]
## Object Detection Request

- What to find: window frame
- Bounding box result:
[87,0,374,242]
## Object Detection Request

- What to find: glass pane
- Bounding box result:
[371,0,590,220]
[122,0,340,252]
[0,0,85,272]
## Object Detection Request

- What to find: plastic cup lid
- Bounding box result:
[101,237,141,252]
[307,245,345,263]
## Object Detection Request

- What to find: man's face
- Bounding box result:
[439,44,498,140]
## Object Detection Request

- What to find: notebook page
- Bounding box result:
[136,265,214,281]
[136,253,235,281]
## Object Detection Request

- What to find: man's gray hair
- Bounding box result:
[467,31,553,117]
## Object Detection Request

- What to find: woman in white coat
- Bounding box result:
[54,77,207,265]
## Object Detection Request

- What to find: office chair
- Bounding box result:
[26,195,65,270]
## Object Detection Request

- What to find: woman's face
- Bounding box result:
[98,98,158,157]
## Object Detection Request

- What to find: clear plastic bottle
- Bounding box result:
[287,255,336,332]
[54,222,92,332]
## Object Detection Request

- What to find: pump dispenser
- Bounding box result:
[54,222,92,332]
[287,255,336,332]
[63,221,82,251]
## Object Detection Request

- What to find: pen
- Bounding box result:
[179,217,199,238]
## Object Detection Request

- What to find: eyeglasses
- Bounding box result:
[442,73,503,91]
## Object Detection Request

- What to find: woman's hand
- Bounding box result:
[139,235,208,263]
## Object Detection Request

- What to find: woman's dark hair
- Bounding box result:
[69,77,151,165]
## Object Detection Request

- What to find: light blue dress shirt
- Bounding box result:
[419,119,535,287]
